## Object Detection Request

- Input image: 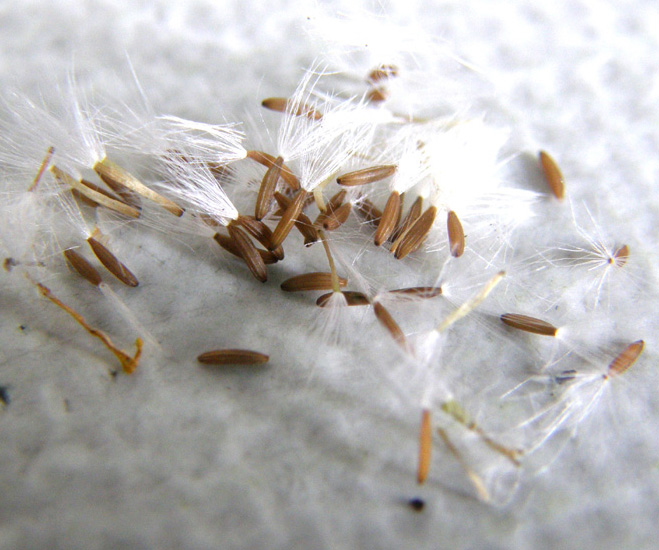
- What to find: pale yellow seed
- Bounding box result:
[607,340,644,378]
[539,150,565,200]
[417,409,432,485]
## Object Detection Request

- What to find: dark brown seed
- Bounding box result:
[447,210,465,257]
[373,302,407,348]
[539,150,565,200]
[366,87,388,103]
[281,272,347,292]
[500,313,558,337]
[354,197,383,226]
[374,191,401,246]
[246,150,300,190]
[316,291,369,307]
[368,64,398,83]
[274,192,318,245]
[87,237,139,287]
[213,232,278,264]
[197,349,269,365]
[322,202,352,231]
[255,156,283,220]
[93,158,184,217]
[612,244,629,267]
[227,223,268,283]
[337,165,397,187]
[237,215,284,260]
[391,195,423,244]
[408,498,425,512]
[28,146,55,192]
[607,340,644,378]
[417,409,432,485]
[270,189,309,249]
[393,206,437,259]
[63,248,102,287]
[261,97,323,120]
[389,287,442,299]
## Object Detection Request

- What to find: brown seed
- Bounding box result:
[314,189,347,228]
[373,302,407,348]
[393,206,437,259]
[274,192,318,245]
[612,244,629,267]
[197,349,269,365]
[50,166,141,219]
[261,97,323,121]
[389,287,442,299]
[607,340,644,378]
[28,146,55,192]
[270,189,309,249]
[374,191,401,246]
[281,272,348,292]
[227,223,268,283]
[93,158,184,217]
[246,150,300,190]
[417,409,432,485]
[366,87,388,103]
[354,196,383,227]
[337,165,397,187]
[213,232,278,264]
[500,313,558,337]
[368,64,399,83]
[322,202,352,231]
[237,215,284,260]
[87,237,139,287]
[316,291,369,307]
[63,248,102,287]
[255,156,283,220]
[391,195,423,244]
[539,150,565,200]
[447,210,465,257]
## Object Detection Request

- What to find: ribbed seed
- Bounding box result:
[316,291,369,307]
[373,302,407,348]
[394,206,437,259]
[227,223,268,283]
[63,248,102,286]
[197,349,269,365]
[417,409,432,485]
[87,237,139,287]
[261,97,323,121]
[337,165,396,187]
[500,313,558,337]
[255,156,283,220]
[237,215,284,260]
[246,150,300,190]
[607,340,644,378]
[213,232,278,265]
[281,272,347,292]
[270,189,309,249]
[447,210,465,257]
[391,195,423,244]
[354,197,382,226]
[374,191,401,246]
[539,150,565,200]
[389,287,442,299]
[322,202,352,231]
[274,192,318,245]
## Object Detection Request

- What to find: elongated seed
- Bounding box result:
[274,192,317,245]
[227,223,268,283]
[322,202,352,231]
[237,215,284,260]
[368,64,398,82]
[389,287,442,299]
[261,97,323,120]
[417,409,432,485]
[246,150,300,190]
[63,249,102,286]
[607,340,644,378]
[197,349,269,365]
[500,313,558,337]
[354,196,383,226]
[447,210,465,257]
[281,272,348,292]
[314,189,347,228]
[270,189,309,249]
[213,233,278,264]
[337,165,396,187]
[316,291,369,307]
[613,244,629,267]
[539,150,565,200]
[391,195,423,244]
[28,146,55,192]
[87,237,139,287]
[394,206,437,259]
[255,156,283,220]
[373,302,407,348]
[94,158,184,217]
[375,191,401,246]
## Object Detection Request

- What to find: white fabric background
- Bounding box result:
[1,1,658,549]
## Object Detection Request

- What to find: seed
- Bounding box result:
[539,150,565,200]
[197,349,269,365]
[374,191,401,246]
[227,223,268,283]
[255,156,283,220]
[389,287,442,299]
[393,206,437,259]
[270,189,309,249]
[322,202,352,231]
[612,244,629,267]
[447,210,465,257]
[213,232,278,264]
[373,302,407,348]
[417,409,432,485]
[261,97,323,120]
[93,157,184,217]
[354,196,383,227]
[607,340,644,378]
[274,192,318,245]
[500,313,558,337]
[28,146,55,192]
[316,291,369,307]
[246,150,300,190]
[367,64,398,83]
[87,237,139,287]
[237,215,284,260]
[391,195,422,244]
[336,165,396,187]
[366,87,388,103]
[281,272,348,292]
[63,248,102,286]
[407,498,425,512]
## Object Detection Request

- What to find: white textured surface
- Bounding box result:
[1,1,658,549]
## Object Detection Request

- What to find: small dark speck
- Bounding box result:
[19,325,27,332]
[0,386,10,406]
[408,497,425,512]
[63,399,71,412]
[109,370,119,380]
